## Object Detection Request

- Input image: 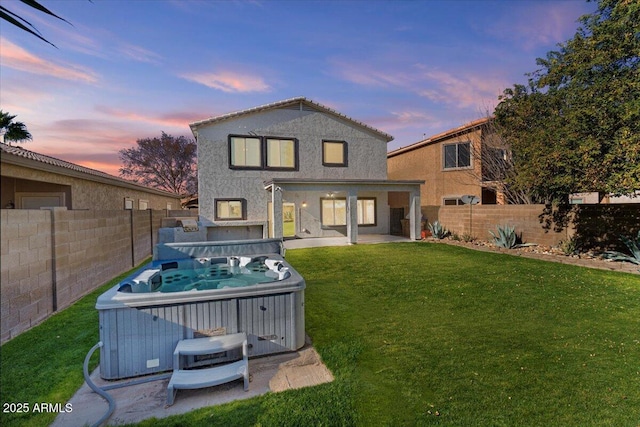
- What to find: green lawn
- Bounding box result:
[1,243,638,426]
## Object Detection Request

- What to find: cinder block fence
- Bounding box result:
[0,208,195,344]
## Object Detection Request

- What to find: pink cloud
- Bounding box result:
[416,67,504,111]
[180,70,271,93]
[485,2,591,51]
[94,106,199,129]
[0,37,98,83]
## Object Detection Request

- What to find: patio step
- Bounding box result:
[167,333,249,405]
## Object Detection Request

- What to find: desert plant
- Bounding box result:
[428,221,448,239]
[559,236,580,256]
[490,225,536,249]
[461,233,477,243]
[603,231,640,265]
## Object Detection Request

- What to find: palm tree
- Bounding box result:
[1,111,32,145]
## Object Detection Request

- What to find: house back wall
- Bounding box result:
[197,109,388,224]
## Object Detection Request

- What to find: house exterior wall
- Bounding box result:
[1,163,181,211]
[387,127,484,207]
[196,107,389,236]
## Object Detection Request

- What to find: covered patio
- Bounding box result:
[264,178,424,244]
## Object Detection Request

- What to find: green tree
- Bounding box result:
[494,0,640,203]
[119,132,197,197]
[0,110,33,145]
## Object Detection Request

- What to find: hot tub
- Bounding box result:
[96,239,305,380]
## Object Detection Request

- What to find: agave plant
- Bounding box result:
[489,225,536,249]
[428,221,448,239]
[603,231,640,265]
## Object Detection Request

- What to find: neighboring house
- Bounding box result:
[1,143,181,210]
[190,97,423,243]
[387,117,503,207]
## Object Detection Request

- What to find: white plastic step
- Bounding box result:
[167,360,249,405]
[167,333,249,405]
[174,333,247,356]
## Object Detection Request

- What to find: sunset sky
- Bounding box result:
[1,0,596,176]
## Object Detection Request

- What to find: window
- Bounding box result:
[139,199,148,210]
[321,198,346,226]
[215,199,246,220]
[229,135,298,170]
[323,140,348,167]
[443,142,471,169]
[443,198,464,206]
[357,198,376,226]
[266,138,297,170]
[230,136,262,168]
[321,197,376,226]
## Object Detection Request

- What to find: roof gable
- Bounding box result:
[189,97,394,142]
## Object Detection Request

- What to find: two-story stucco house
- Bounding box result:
[190,97,423,244]
[387,117,505,207]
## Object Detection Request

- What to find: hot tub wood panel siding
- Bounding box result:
[240,294,292,356]
[99,305,183,379]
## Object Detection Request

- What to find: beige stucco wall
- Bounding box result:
[2,163,181,210]
[388,128,484,206]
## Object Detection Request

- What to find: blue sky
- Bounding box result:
[1,0,595,176]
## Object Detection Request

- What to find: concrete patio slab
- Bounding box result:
[52,341,332,427]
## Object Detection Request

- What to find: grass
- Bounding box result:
[0,263,149,427]
[2,244,639,426]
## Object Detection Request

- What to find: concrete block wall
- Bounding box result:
[428,203,639,250]
[431,204,569,247]
[1,209,54,343]
[53,210,133,310]
[1,209,171,344]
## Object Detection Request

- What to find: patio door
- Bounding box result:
[267,202,296,238]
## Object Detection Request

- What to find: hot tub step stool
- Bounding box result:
[167,333,249,405]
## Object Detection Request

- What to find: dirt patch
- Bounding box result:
[425,238,639,275]
[269,347,334,392]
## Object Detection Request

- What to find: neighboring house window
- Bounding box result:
[215,199,246,220]
[322,140,348,167]
[320,197,376,226]
[443,142,471,169]
[443,198,464,206]
[230,136,262,168]
[139,199,148,210]
[266,138,297,170]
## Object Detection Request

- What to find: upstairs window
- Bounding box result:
[443,142,471,169]
[230,136,261,168]
[323,140,348,167]
[229,135,298,170]
[266,138,297,170]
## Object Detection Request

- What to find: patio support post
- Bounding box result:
[409,189,421,240]
[272,186,284,239]
[347,188,358,244]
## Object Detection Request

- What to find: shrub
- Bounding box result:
[489,225,536,249]
[428,221,448,239]
[603,231,640,266]
[559,236,580,256]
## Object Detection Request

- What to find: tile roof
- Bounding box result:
[387,116,493,158]
[1,142,178,196]
[189,97,394,142]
